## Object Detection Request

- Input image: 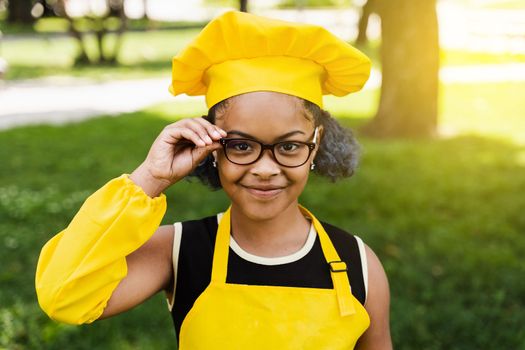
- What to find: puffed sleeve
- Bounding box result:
[35,174,167,325]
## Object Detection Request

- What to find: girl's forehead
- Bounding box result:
[215,92,314,133]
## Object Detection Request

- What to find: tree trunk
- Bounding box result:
[142,0,149,20]
[7,0,35,24]
[239,0,248,12]
[95,24,107,63]
[68,21,90,65]
[100,6,127,65]
[355,0,375,46]
[362,0,439,138]
[55,0,127,66]
[55,0,90,64]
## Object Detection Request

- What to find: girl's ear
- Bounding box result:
[317,125,324,144]
[308,125,323,172]
[312,125,324,160]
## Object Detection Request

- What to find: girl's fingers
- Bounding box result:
[192,118,227,140]
[216,126,227,137]
[192,142,221,164]
[162,118,226,147]
[184,121,218,145]
[166,118,227,139]
[171,128,207,147]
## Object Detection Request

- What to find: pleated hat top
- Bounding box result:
[169,10,371,108]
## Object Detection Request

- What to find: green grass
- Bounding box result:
[441,49,525,66]
[358,40,525,68]
[2,10,525,346]
[440,82,525,145]
[0,16,207,35]
[3,26,525,81]
[1,80,525,348]
[2,28,201,80]
[148,81,525,145]
[277,0,352,8]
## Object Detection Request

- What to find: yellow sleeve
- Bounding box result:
[35,174,167,325]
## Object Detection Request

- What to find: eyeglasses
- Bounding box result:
[219,128,319,168]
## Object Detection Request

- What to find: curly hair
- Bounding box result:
[188,97,361,190]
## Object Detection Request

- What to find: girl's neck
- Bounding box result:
[229,202,311,258]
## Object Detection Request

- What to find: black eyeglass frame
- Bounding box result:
[218,130,318,168]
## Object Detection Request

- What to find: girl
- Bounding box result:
[36,11,392,349]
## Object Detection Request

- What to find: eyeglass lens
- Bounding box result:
[224,139,312,167]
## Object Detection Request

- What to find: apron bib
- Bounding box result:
[179,206,370,349]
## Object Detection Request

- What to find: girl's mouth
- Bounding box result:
[242,186,285,199]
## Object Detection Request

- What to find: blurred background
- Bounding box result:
[0,0,524,349]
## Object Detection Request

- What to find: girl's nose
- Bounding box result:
[249,149,281,178]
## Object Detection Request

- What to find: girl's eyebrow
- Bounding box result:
[226,130,306,142]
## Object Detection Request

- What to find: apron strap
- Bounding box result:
[211,206,231,283]
[300,206,356,317]
[211,205,356,317]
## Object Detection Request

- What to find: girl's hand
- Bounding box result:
[130,117,226,197]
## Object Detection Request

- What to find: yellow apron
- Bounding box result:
[179,206,370,349]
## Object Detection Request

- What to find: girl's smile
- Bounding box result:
[241,184,286,200]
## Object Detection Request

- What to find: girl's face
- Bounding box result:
[214,91,319,221]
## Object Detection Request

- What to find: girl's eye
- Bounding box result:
[278,142,300,153]
[228,141,254,152]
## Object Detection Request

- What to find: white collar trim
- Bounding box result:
[217,213,317,266]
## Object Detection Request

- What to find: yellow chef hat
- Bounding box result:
[169,10,371,108]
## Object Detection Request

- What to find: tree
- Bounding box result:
[362,0,439,138]
[240,0,248,12]
[7,0,35,24]
[142,0,149,20]
[355,0,375,46]
[54,0,128,65]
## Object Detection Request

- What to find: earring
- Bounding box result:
[212,160,217,168]
[310,162,315,171]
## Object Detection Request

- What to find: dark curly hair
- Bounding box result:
[189,97,361,190]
